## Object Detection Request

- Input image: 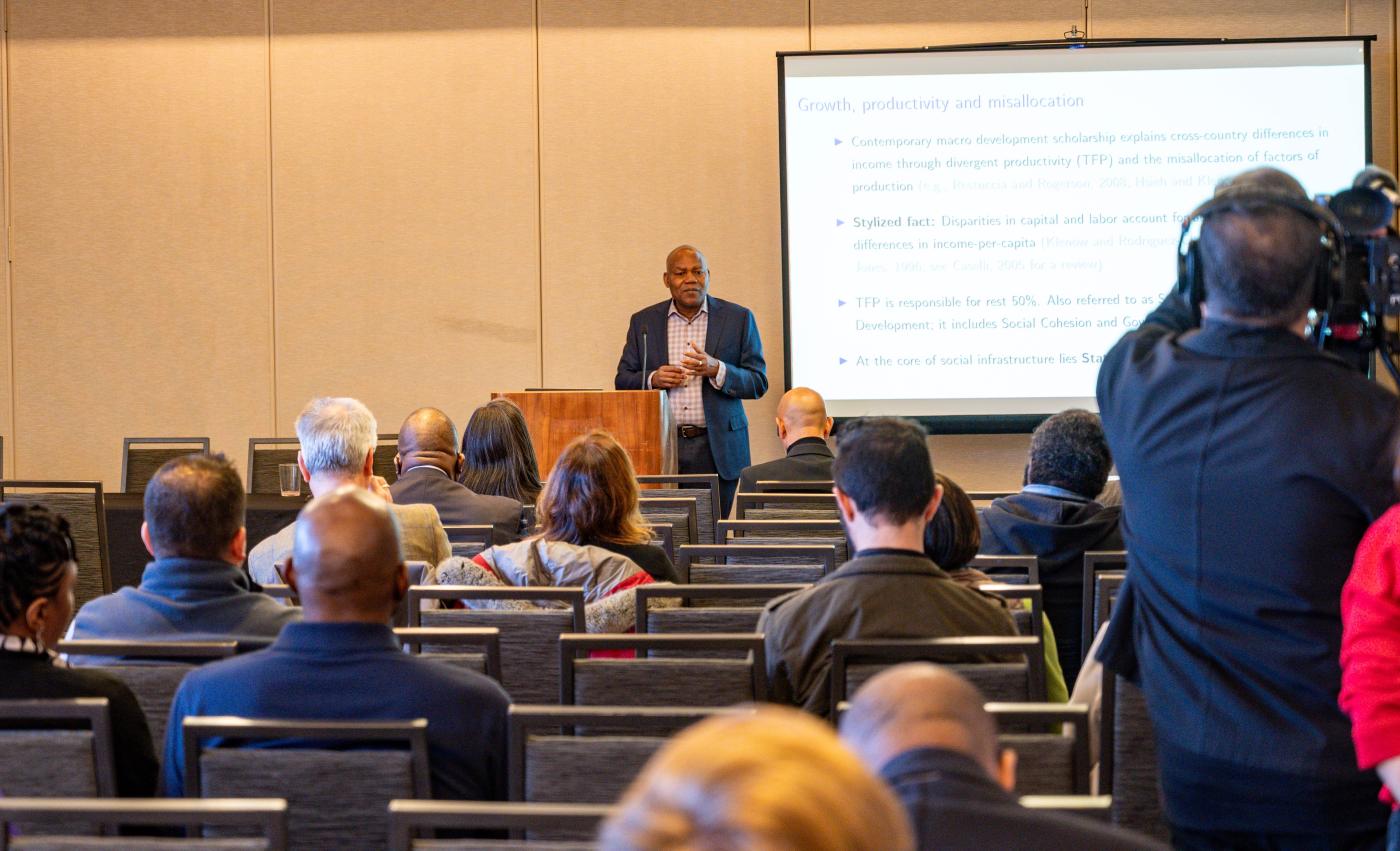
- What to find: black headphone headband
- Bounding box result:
[1175,187,1345,321]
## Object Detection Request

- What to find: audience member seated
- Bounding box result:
[164,486,510,800]
[978,409,1122,685]
[735,386,834,498]
[927,472,1067,702]
[458,398,543,507]
[598,705,912,851]
[68,453,298,654]
[249,396,451,586]
[437,431,666,634]
[0,503,157,796]
[757,417,1015,717]
[840,662,1166,850]
[391,407,524,545]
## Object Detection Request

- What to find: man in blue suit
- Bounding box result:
[615,245,768,515]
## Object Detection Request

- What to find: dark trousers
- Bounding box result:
[1171,825,1385,851]
[677,429,736,518]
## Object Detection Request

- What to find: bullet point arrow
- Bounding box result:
[834,138,843,146]
[839,357,848,365]
[838,299,846,307]
[836,219,844,226]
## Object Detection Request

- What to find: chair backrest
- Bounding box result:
[678,543,838,586]
[0,699,116,821]
[979,584,1046,698]
[1018,795,1113,821]
[1080,551,1129,658]
[442,524,495,560]
[986,702,1091,795]
[636,584,809,635]
[636,498,699,550]
[0,797,289,850]
[645,523,674,561]
[970,554,1040,586]
[393,627,503,682]
[1090,572,1126,653]
[1101,670,1168,840]
[831,636,1042,711]
[387,800,612,851]
[753,479,833,493]
[183,717,430,851]
[734,492,838,520]
[58,641,240,748]
[967,490,1016,503]
[371,434,399,485]
[409,586,586,704]
[0,481,110,608]
[717,519,849,564]
[636,474,720,544]
[120,437,211,494]
[509,705,752,804]
[560,634,768,707]
[245,439,301,496]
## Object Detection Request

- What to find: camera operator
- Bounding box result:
[1096,167,1398,849]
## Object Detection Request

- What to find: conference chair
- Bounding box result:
[981,583,1046,659]
[645,522,675,561]
[560,634,768,707]
[1100,667,1168,840]
[120,437,210,494]
[1080,550,1128,659]
[717,518,850,564]
[987,702,1092,795]
[635,583,809,642]
[0,480,110,609]
[388,800,612,850]
[637,497,699,550]
[508,705,753,806]
[967,490,1017,503]
[637,473,720,543]
[676,543,838,587]
[734,492,840,521]
[0,699,117,837]
[247,434,400,495]
[753,479,834,493]
[182,717,430,851]
[393,627,503,682]
[409,586,586,704]
[274,560,427,625]
[971,554,1041,586]
[830,635,1045,713]
[0,797,289,849]
[1084,571,1126,660]
[442,524,494,560]
[58,640,241,747]
[1019,795,1114,822]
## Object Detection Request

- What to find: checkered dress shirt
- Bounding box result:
[648,297,726,426]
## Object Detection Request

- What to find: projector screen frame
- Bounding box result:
[776,35,1375,434]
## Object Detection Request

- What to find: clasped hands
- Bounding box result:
[652,341,720,390]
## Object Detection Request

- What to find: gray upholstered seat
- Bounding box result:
[387,800,611,850]
[184,717,429,851]
[676,544,838,588]
[716,520,849,564]
[1104,673,1168,840]
[987,702,1091,796]
[443,525,495,560]
[637,475,719,544]
[561,634,767,707]
[0,481,110,608]
[0,797,287,850]
[636,584,809,653]
[637,497,698,550]
[833,636,1044,711]
[394,627,502,683]
[0,699,116,837]
[1080,551,1129,656]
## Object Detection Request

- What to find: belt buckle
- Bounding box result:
[679,425,706,438]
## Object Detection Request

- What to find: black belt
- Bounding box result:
[678,425,708,439]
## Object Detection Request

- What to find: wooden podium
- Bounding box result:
[493,390,675,478]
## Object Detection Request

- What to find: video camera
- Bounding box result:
[1316,166,1400,381]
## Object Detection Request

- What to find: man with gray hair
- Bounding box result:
[249,397,451,586]
[978,409,1121,686]
[840,662,1163,850]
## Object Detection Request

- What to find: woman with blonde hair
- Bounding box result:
[598,705,913,851]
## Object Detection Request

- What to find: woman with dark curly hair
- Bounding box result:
[0,502,157,796]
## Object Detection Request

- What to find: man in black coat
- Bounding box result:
[979,409,1121,686]
[391,408,523,546]
[735,386,835,501]
[1096,168,1397,849]
[840,662,1165,851]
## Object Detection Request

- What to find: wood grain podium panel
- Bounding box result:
[496,391,674,478]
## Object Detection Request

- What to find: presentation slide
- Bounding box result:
[780,40,1369,420]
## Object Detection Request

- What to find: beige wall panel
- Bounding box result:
[1351,0,1396,171]
[812,0,1084,50]
[270,0,539,437]
[0,5,11,479]
[538,1,807,468]
[7,1,273,487]
[1090,0,1343,39]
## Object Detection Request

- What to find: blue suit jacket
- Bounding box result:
[614,296,768,479]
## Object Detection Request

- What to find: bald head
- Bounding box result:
[666,244,707,271]
[775,387,832,447]
[286,485,406,622]
[396,407,462,477]
[839,663,999,776]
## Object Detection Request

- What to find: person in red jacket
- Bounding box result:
[1341,453,1400,850]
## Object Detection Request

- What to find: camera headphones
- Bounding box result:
[1175,176,1347,322]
